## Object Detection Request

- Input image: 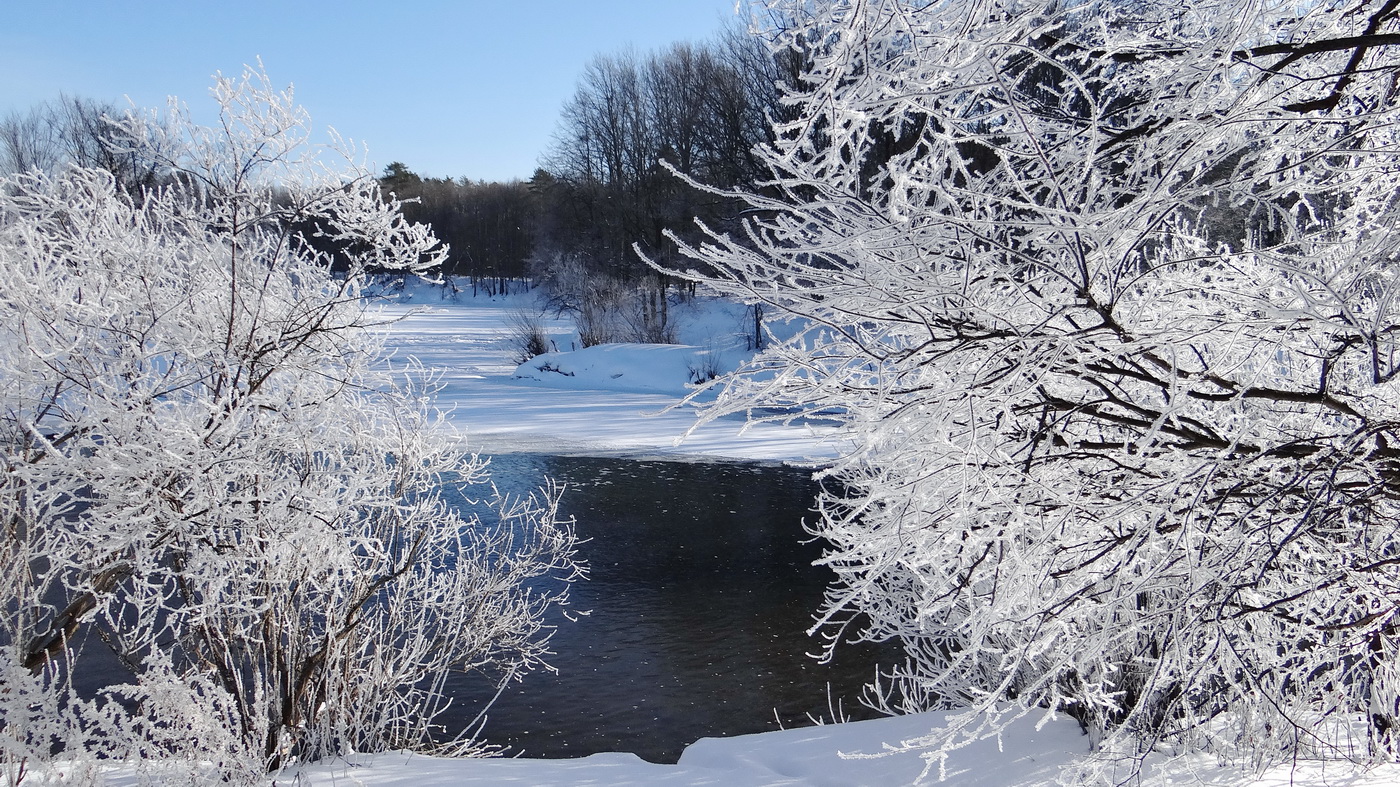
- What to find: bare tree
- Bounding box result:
[0,95,169,194]
[538,29,795,339]
[542,30,787,260]
[0,105,60,176]
[667,0,1400,780]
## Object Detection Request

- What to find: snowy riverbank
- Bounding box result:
[279,708,1400,787]
[347,285,1400,786]
[373,283,840,463]
[283,710,1084,786]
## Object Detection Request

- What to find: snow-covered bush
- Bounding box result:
[0,68,579,783]
[670,0,1400,779]
[507,307,554,361]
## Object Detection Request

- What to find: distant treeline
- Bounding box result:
[0,23,800,338]
[373,24,802,303]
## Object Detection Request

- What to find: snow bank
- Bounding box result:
[284,710,1085,786]
[45,712,1400,786]
[371,285,840,463]
[279,709,1400,786]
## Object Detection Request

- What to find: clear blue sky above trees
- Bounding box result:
[1,0,741,182]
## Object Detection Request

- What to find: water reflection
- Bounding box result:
[439,455,892,762]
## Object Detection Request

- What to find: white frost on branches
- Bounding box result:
[670,0,1400,780]
[0,68,579,784]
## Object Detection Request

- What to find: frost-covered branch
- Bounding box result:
[669,0,1400,780]
[0,66,579,784]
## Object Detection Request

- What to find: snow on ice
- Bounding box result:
[373,282,841,463]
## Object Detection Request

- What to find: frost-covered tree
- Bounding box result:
[0,68,579,784]
[667,0,1400,778]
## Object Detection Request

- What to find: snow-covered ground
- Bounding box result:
[336,283,1400,786]
[284,711,1083,786]
[372,283,840,463]
[281,710,1400,787]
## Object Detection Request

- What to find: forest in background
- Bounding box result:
[1,20,798,350]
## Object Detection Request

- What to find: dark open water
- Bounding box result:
[438,454,893,762]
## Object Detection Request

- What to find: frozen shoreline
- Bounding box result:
[285,710,1084,786]
[373,290,843,465]
[348,288,1400,786]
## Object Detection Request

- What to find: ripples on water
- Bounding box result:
[438,454,894,762]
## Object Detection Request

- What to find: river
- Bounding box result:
[437,453,893,762]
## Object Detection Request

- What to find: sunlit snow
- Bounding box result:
[297,282,1400,786]
[373,284,841,463]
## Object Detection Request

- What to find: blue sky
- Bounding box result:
[2,1,743,182]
